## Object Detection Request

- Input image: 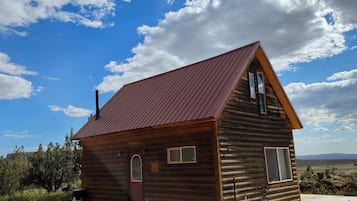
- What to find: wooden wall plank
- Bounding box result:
[81,119,219,201]
[218,59,301,201]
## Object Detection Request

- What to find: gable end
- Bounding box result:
[255,47,302,129]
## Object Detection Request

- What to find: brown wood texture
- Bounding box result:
[81,119,220,201]
[218,60,300,201]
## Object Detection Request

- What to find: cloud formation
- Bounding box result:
[0,53,37,75]
[97,0,357,93]
[0,0,116,35]
[285,69,357,131]
[3,130,34,139]
[0,52,37,100]
[295,136,345,144]
[49,105,92,118]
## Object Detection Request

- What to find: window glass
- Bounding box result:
[169,149,180,162]
[248,72,256,99]
[265,147,293,183]
[131,155,142,181]
[257,73,265,94]
[258,94,267,114]
[278,149,292,180]
[167,146,196,164]
[257,72,266,114]
[266,149,280,182]
[182,147,196,162]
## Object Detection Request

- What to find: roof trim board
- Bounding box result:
[255,46,303,129]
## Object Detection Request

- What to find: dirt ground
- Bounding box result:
[301,194,357,201]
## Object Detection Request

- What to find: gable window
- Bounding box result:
[257,72,267,114]
[167,146,196,164]
[264,147,292,184]
[248,71,267,114]
[248,72,256,99]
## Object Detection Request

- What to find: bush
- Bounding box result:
[0,147,30,196]
[0,129,81,195]
[28,131,81,193]
[0,192,72,201]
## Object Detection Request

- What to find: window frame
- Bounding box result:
[167,146,197,164]
[264,147,293,184]
[130,154,143,182]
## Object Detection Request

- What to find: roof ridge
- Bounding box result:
[123,41,261,87]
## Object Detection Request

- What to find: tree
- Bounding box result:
[0,146,30,195]
[300,165,318,186]
[62,128,81,184]
[29,129,81,192]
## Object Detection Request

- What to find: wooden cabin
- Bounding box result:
[73,41,303,201]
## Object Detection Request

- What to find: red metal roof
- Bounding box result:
[73,41,300,139]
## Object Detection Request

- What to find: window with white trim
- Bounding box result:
[130,154,142,182]
[167,146,196,164]
[264,147,292,183]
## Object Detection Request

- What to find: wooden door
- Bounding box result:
[130,153,143,201]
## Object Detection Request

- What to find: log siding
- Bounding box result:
[218,60,300,201]
[81,120,220,201]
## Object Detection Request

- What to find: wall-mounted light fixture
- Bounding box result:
[117,151,126,157]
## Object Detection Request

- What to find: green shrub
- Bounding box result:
[0,192,71,201]
[346,191,357,196]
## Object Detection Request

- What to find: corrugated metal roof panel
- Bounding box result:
[73,41,287,139]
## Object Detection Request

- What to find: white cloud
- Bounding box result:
[0,53,37,75]
[323,0,357,31]
[167,0,174,5]
[334,125,354,133]
[49,105,62,112]
[122,0,131,2]
[42,76,60,81]
[0,52,37,100]
[326,69,357,81]
[97,0,357,93]
[4,134,30,139]
[295,136,345,144]
[285,68,357,129]
[0,0,116,35]
[0,74,33,99]
[49,105,92,118]
[312,127,329,132]
[3,130,34,139]
[36,86,45,93]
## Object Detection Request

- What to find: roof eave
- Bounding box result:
[255,46,303,129]
[72,117,217,140]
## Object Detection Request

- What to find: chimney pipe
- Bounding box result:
[95,90,100,120]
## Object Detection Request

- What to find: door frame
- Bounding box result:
[129,153,143,201]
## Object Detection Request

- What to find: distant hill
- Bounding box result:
[297,153,357,160]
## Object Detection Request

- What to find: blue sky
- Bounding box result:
[0,0,356,156]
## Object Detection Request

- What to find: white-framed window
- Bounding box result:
[248,71,267,114]
[167,146,196,164]
[248,72,256,99]
[257,72,267,114]
[264,147,293,184]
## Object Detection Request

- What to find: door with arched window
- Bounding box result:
[130,153,143,201]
